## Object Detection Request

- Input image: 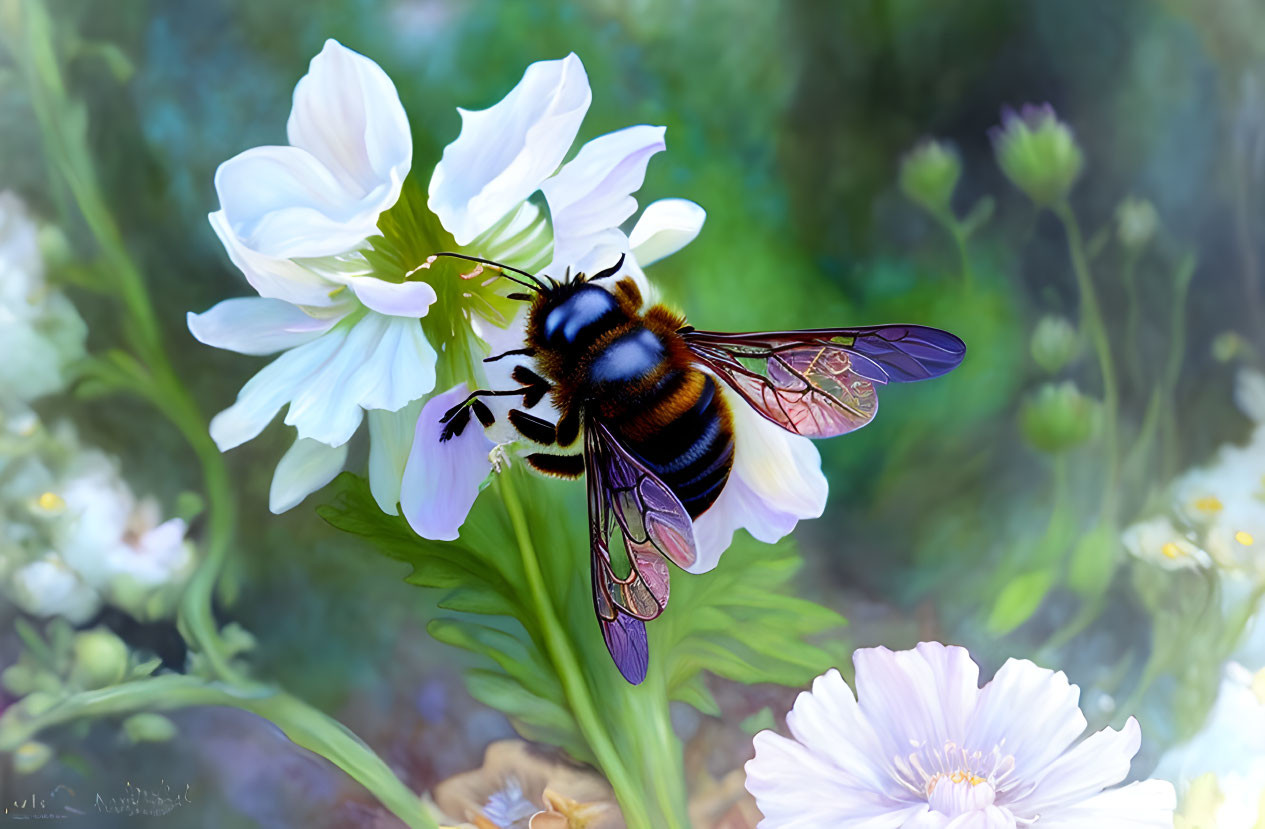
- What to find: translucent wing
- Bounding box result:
[584,415,698,684]
[682,325,965,438]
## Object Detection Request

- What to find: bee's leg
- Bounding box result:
[525,452,584,479]
[484,347,536,363]
[508,409,557,445]
[555,408,581,446]
[510,365,550,408]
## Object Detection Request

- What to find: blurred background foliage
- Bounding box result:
[2,0,1264,825]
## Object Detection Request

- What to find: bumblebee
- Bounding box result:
[436,253,965,683]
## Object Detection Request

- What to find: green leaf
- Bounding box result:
[987,568,1055,635]
[464,669,588,763]
[656,535,847,707]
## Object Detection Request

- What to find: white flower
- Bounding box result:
[395,55,706,539]
[0,191,86,403]
[1156,661,1265,828]
[191,43,706,517]
[1122,515,1213,571]
[189,40,432,514]
[1171,435,1265,570]
[745,642,1175,828]
[10,553,100,624]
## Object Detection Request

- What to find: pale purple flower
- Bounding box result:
[745,642,1175,828]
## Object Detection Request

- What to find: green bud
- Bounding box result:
[14,741,52,775]
[1030,315,1080,374]
[1020,381,1098,453]
[68,629,128,690]
[991,104,1083,207]
[900,139,961,217]
[2,663,36,696]
[1212,330,1246,363]
[1115,197,1159,252]
[122,713,177,743]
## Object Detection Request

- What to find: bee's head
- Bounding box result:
[527,254,639,349]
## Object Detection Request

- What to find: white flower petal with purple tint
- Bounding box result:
[429,53,591,246]
[689,385,827,573]
[367,400,422,515]
[269,437,350,513]
[215,40,411,262]
[744,642,1176,829]
[401,385,496,541]
[542,124,666,273]
[628,198,707,267]
[187,297,341,356]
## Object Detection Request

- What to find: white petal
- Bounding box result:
[784,668,908,797]
[1011,718,1143,816]
[187,297,339,356]
[1034,780,1176,828]
[209,210,343,308]
[357,316,437,413]
[542,125,665,268]
[347,277,437,317]
[281,314,385,445]
[214,144,392,259]
[629,198,706,266]
[943,807,1016,829]
[689,384,827,573]
[849,644,983,766]
[1235,367,1265,423]
[269,437,349,513]
[745,727,924,828]
[400,385,495,541]
[286,39,411,204]
[429,53,591,246]
[966,657,1087,777]
[368,399,422,516]
[209,327,347,451]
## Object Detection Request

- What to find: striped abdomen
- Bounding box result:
[618,370,734,519]
[585,325,734,518]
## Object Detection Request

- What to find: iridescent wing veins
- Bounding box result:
[584,415,698,684]
[682,325,966,438]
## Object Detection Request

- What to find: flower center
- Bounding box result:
[927,774,997,817]
[1192,495,1224,514]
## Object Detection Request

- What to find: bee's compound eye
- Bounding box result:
[543,287,619,344]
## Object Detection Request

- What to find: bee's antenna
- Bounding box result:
[587,253,627,282]
[422,252,548,292]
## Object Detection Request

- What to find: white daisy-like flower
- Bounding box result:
[1122,515,1213,571]
[190,41,706,518]
[10,553,100,624]
[1171,433,1265,570]
[0,190,87,404]
[1157,661,1265,828]
[744,641,1175,828]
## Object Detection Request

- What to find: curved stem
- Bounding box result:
[497,473,654,829]
[1054,202,1120,527]
[0,676,435,829]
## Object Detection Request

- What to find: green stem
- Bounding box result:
[497,473,655,829]
[1120,250,1142,392]
[1159,255,1196,481]
[935,209,973,292]
[1054,202,1120,527]
[0,676,435,829]
[8,0,242,684]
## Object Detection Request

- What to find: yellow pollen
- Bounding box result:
[1193,495,1224,514]
[1236,531,1255,546]
[36,491,64,512]
[940,771,986,787]
[1161,542,1183,559]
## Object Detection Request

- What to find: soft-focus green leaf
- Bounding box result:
[987,568,1055,635]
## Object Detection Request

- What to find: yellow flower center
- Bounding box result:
[1161,542,1183,559]
[35,491,65,512]
[926,770,987,795]
[1193,495,1223,514]
[1236,531,1254,546]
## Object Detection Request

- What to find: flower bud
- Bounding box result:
[1020,381,1098,453]
[1030,315,1079,374]
[1212,331,1246,363]
[900,139,961,217]
[1115,196,1158,252]
[14,741,52,775]
[991,104,1083,207]
[69,628,128,690]
[122,713,177,743]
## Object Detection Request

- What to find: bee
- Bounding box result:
[432,252,966,684]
